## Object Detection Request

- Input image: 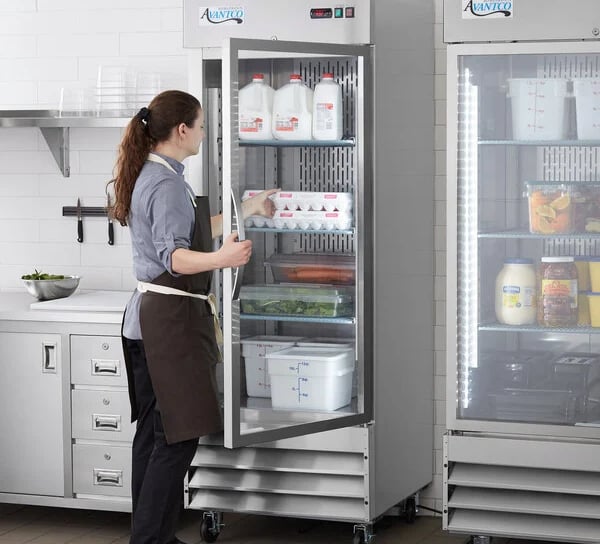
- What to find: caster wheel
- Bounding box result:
[200,514,221,543]
[404,496,416,524]
[352,531,365,544]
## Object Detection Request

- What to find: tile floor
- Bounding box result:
[0,503,568,544]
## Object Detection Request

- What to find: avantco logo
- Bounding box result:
[462,0,513,19]
[198,6,245,25]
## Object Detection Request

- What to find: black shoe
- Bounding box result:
[167,539,188,544]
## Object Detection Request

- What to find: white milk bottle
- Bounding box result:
[272,74,313,140]
[238,73,274,141]
[312,73,343,140]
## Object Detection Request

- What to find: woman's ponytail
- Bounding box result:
[111,91,201,226]
[112,110,154,226]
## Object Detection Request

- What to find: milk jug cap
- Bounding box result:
[322,73,334,79]
[290,74,302,82]
[252,73,264,81]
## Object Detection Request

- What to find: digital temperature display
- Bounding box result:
[310,8,333,19]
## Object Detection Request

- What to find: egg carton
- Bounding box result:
[273,210,353,230]
[273,191,353,212]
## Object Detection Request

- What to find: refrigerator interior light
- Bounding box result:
[457,66,479,409]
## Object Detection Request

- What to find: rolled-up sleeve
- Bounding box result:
[146,178,194,274]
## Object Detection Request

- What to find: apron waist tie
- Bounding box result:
[137,281,223,351]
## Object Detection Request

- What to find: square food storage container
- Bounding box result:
[526,182,573,234]
[572,79,600,140]
[265,253,355,285]
[239,284,354,317]
[508,78,569,140]
[240,335,303,397]
[570,184,600,232]
[266,346,355,410]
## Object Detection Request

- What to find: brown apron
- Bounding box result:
[123,178,222,444]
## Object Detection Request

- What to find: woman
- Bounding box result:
[112,90,276,544]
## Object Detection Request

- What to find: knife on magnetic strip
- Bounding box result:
[76,198,83,243]
[107,193,114,245]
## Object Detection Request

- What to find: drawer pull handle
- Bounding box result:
[42,342,57,373]
[94,469,123,487]
[93,414,121,431]
[92,359,120,376]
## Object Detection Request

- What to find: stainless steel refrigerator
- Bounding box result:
[444,1,600,542]
[181,1,435,542]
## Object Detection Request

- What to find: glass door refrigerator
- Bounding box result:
[181,2,435,542]
[444,1,600,542]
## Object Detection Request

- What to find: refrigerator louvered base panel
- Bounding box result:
[188,467,365,499]
[188,489,368,523]
[444,434,600,542]
[187,438,369,523]
[447,510,600,543]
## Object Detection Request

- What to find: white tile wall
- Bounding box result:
[0,0,449,513]
[419,0,447,512]
[0,1,188,293]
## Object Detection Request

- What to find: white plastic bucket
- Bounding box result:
[239,74,274,141]
[312,73,343,140]
[272,74,313,140]
[508,78,569,140]
[573,78,600,140]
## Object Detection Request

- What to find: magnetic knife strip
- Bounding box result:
[62,206,109,217]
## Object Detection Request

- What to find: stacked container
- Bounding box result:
[240,336,302,397]
[572,79,600,140]
[508,78,569,140]
[266,346,355,410]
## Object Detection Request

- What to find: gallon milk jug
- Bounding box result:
[312,72,343,140]
[272,74,313,140]
[238,73,274,140]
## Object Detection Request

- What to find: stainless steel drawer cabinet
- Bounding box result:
[73,443,132,498]
[71,335,127,387]
[72,388,135,442]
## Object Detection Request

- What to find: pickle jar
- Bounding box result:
[538,256,578,327]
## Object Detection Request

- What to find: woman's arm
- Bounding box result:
[172,232,252,274]
[209,188,279,239]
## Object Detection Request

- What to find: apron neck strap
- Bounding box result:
[146,153,196,208]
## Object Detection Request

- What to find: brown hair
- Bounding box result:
[111,90,201,226]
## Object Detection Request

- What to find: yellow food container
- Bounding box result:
[589,258,600,292]
[578,292,591,325]
[588,293,600,327]
[575,257,591,291]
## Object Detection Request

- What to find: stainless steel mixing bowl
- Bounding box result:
[23,276,80,301]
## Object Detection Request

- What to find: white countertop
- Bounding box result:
[0,290,131,324]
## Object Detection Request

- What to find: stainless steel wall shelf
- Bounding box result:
[0,110,130,177]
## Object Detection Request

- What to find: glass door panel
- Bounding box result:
[221,38,374,448]
[455,48,600,429]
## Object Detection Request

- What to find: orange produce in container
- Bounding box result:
[265,253,355,285]
[527,183,573,234]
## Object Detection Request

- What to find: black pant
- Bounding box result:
[125,338,198,544]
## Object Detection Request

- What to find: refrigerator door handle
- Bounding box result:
[231,187,245,301]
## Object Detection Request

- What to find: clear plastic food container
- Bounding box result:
[240,284,354,317]
[266,253,355,285]
[526,182,573,234]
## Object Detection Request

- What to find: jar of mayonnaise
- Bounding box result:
[495,258,537,325]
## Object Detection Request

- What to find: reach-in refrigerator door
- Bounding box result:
[220,38,374,448]
[446,41,600,440]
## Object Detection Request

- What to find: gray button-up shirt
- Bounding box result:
[122,153,196,340]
